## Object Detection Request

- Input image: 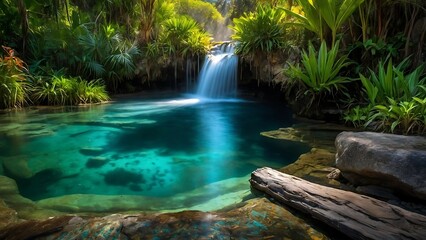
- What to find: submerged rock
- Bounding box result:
[336,131,426,200]
[79,147,104,156]
[103,168,145,186]
[261,122,355,150]
[86,157,109,168]
[2,156,33,179]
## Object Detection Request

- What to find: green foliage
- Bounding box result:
[160,16,211,57]
[32,75,72,105]
[343,105,371,128]
[175,0,223,28]
[75,24,141,93]
[32,75,109,106]
[288,41,352,94]
[281,0,364,46]
[280,0,324,41]
[366,98,426,135]
[285,41,352,116]
[0,0,20,48]
[0,47,28,109]
[73,79,110,104]
[231,5,287,58]
[316,0,364,46]
[346,59,426,135]
[359,59,426,105]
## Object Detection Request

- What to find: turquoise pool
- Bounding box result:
[0,94,309,212]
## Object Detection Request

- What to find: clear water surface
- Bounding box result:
[0,94,309,211]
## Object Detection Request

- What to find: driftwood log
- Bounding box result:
[250,167,426,240]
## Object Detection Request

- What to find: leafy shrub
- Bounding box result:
[73,79,110,104]
[32,75,109,105]
[0,47,28,109]
[288,41,352,94]
[345,59,426,134]
[360,59,426,105]
[366,97,426,135]
[281,0,364,46]
[76,24,141,93]
[286,41,352,116]
[232,5,287,59]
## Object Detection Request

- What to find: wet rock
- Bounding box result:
[86,157,108,168]
[261,122,354,150]
[0,123,55,138]
[326,168,341,180]
[79,147,104,156]
[0,176,64,221]
[336,131,426,200]
[280,148,341,188]
[0,176,20,194]
[36,194,165,213]
[251,167,426,240]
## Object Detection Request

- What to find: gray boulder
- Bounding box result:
[335,131,426,200]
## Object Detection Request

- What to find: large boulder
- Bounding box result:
[335,131,426,200]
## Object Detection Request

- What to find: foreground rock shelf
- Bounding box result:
[250,167,426,240]
[0,198,328,240]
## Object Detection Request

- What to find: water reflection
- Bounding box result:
[197,103,236,188]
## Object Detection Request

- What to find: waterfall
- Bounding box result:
[196,42,238,99]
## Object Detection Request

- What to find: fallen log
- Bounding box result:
[250,167,426,240]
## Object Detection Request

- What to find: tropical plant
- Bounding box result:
[346,57,425,134]
[366,97,425,135]
[139,0,157,44]
[32,74,109,105]
[286,41,352,116]
[32,75,73,105]
[343,105,371,128]
[160,15,211,87]
[232,5,287,57]
[288,41,352,94]
[281,0,364,46]
[359,59,426,105]
[0,47,28,109]
[280,0,324,41]
[73,79,110,104]
[76,24,141,92]
[316,0,364,46]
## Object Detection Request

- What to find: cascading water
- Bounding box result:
[196,42,238,98]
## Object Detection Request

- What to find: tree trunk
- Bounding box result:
[139,0,156,45]
[17,0,29,57]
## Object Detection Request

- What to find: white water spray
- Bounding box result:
[196,42,238,99]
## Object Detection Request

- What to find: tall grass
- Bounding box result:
[32,75,109,105]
